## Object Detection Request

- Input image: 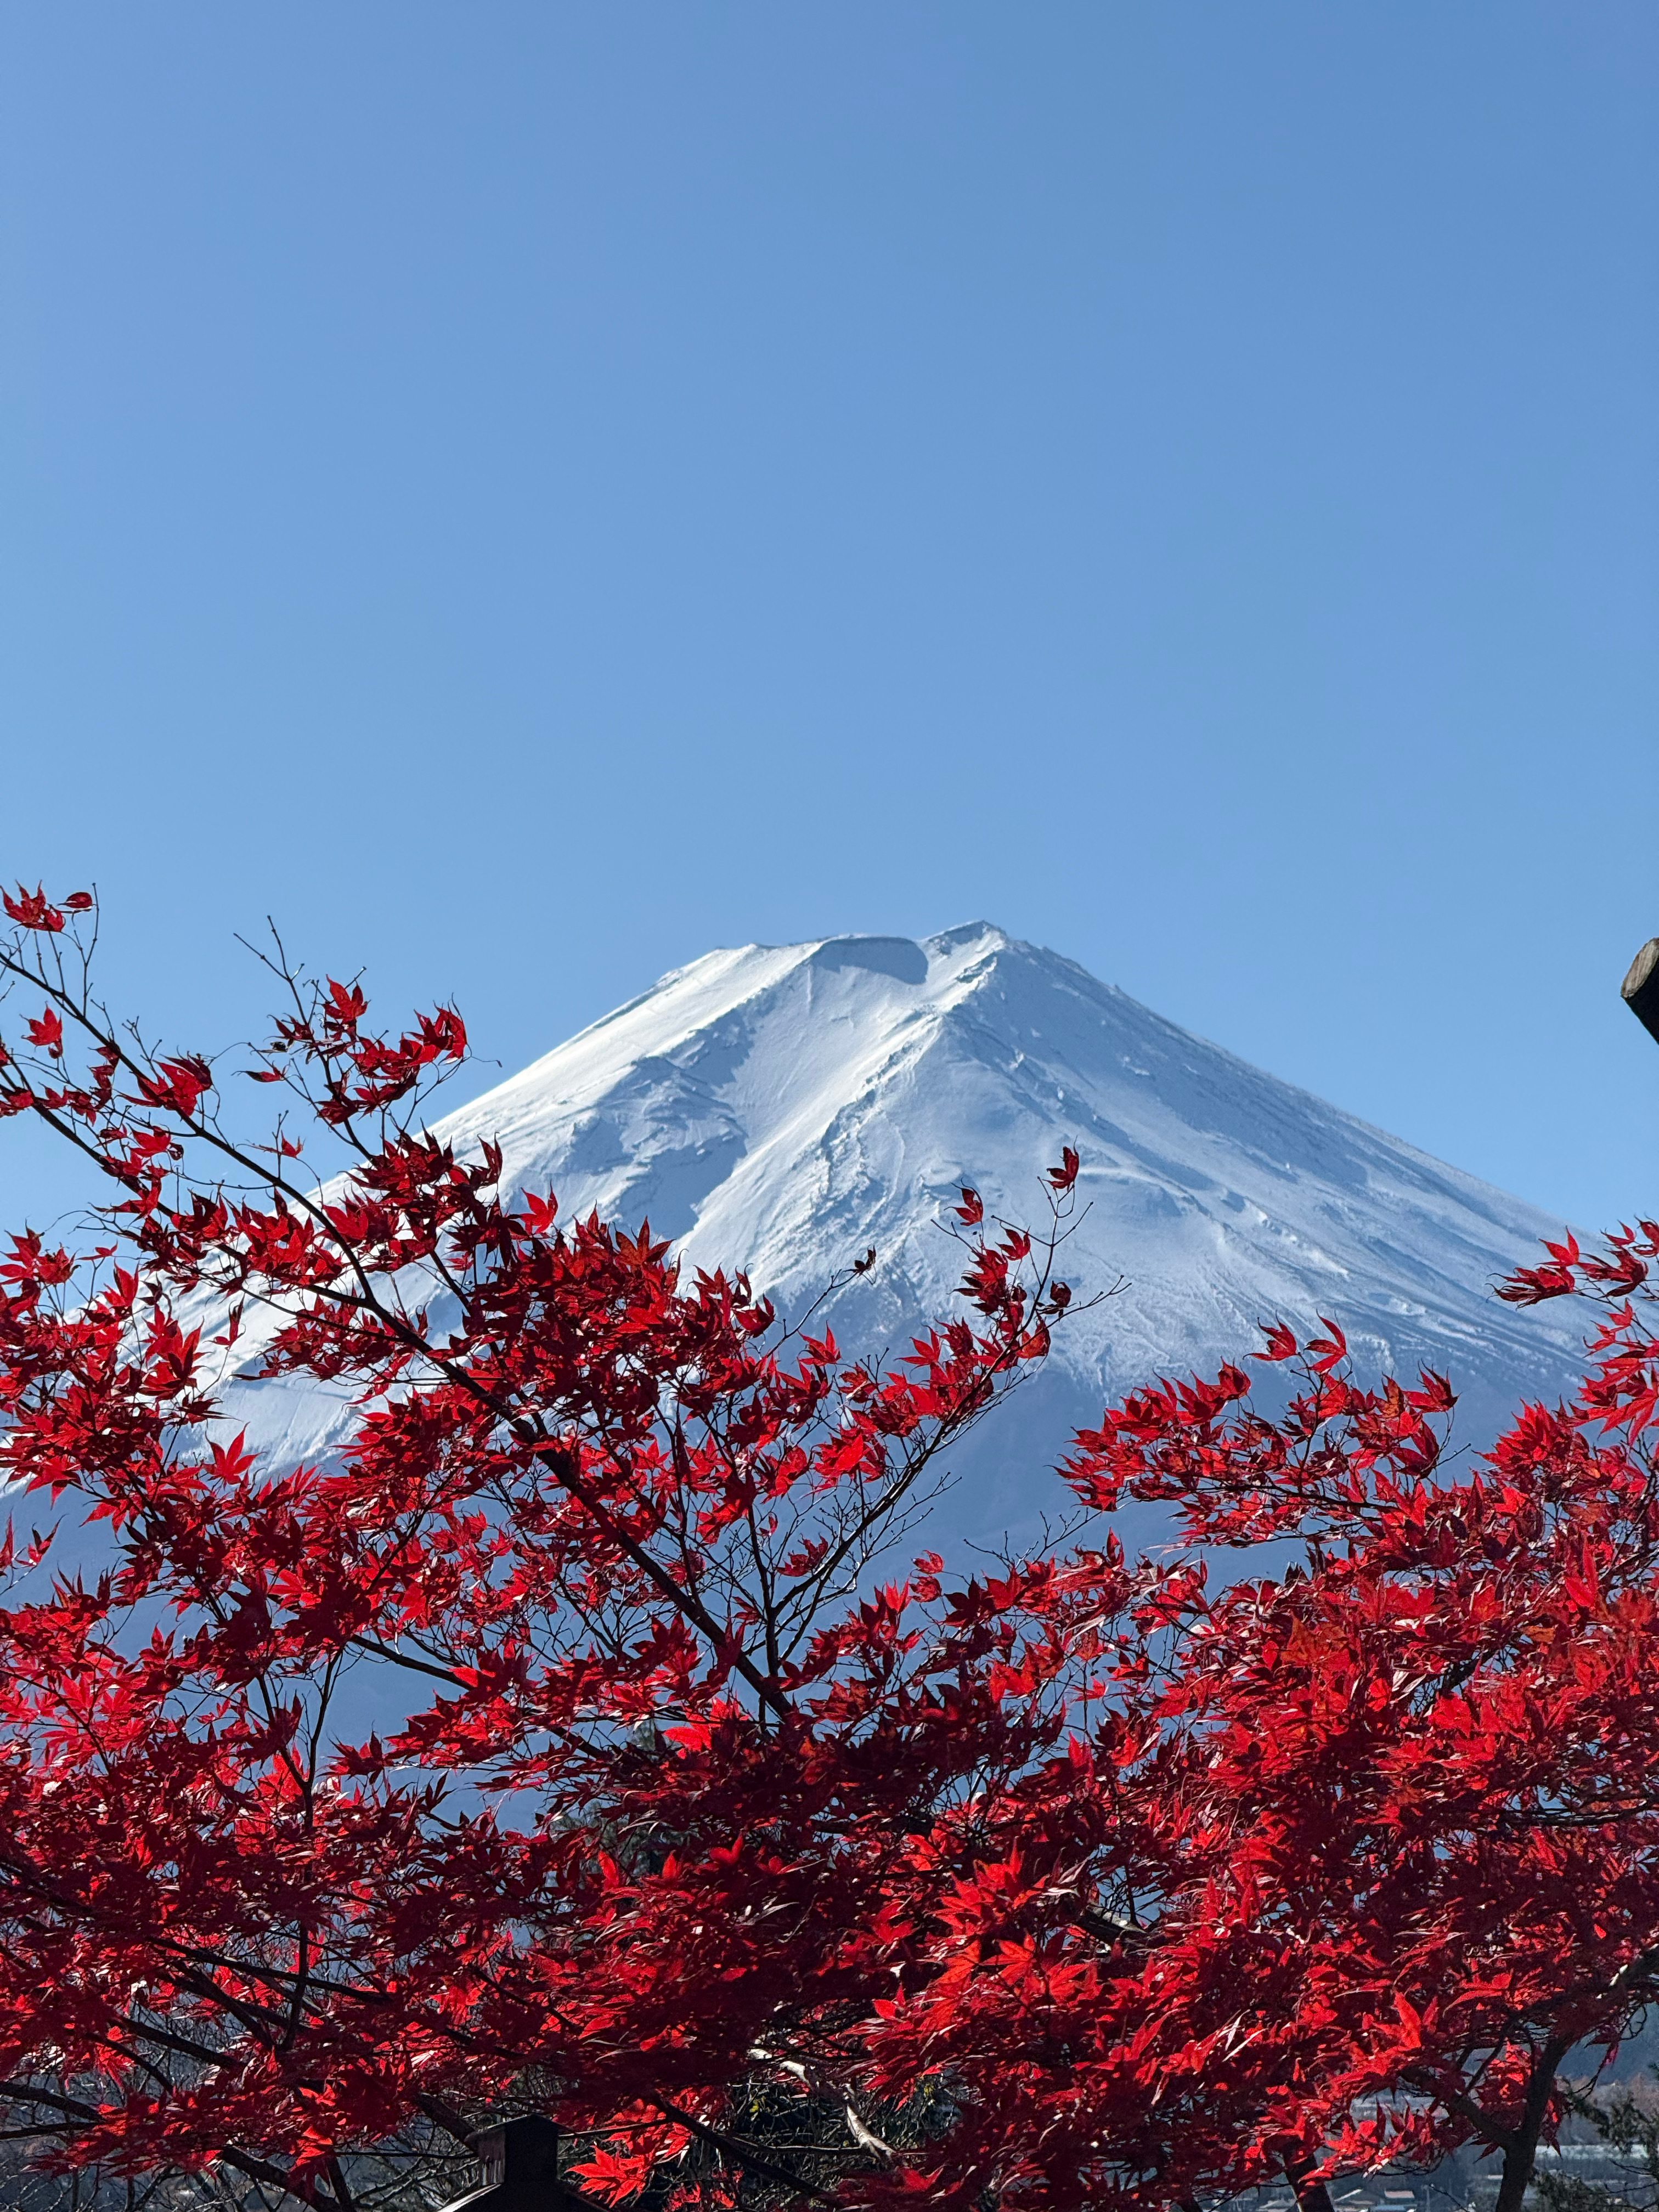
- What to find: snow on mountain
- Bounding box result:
[222,923,1586,1549]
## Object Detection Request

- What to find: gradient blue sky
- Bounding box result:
[2,4,1655,1237]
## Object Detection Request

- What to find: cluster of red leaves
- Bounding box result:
[1022,1281,1659,2212]
[0,896,1108,2211]
[1,891,1656,2212]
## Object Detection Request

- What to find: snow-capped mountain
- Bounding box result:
[223,923,1585,1551]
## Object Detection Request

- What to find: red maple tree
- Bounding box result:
[0,890,1146,2212]
[2,886,1654,2212]
[936,1286,1659,2212]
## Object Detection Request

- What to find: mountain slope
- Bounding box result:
[225,924,1586,1544]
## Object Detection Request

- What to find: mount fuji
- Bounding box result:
[224,923,1586,1549]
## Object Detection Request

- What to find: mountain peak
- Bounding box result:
[223,927,1585,1541]
[443,917,1576,1386]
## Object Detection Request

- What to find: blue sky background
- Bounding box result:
[2,4,1655,1238]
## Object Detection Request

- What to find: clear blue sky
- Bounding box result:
[2,4,1655,1235]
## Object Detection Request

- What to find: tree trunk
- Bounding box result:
[1286,2152,1338,2212]
[1492,2042,1572,2212]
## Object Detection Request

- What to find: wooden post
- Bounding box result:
[1622,939,1659,1045]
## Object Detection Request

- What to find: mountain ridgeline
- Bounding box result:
[223,924,1585,1551]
